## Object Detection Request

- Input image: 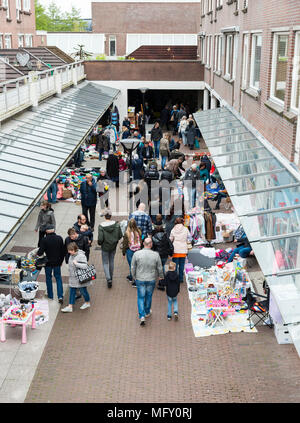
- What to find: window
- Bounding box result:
[18,34,24,47]
[3,0,10,19]
[225,34,233,77]
[25,34,32,47]
[271,33,289,104]
[242,34,249,88]
[16,0,21,20]
[250,34,262,90]
[200,37,205,63]
[214,35,222,72]
[206,35,212,66]
[23,0,30,11]
[109,35,116,56]
[291,32,300,112]
[4,34,11,49]
[0,35,3,49]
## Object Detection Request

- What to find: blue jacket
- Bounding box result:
[80,180,97,207]
[132,158,144,180]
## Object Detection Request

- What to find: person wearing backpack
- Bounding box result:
[152,225,174,291]
[98,209,123,288]
[122,218,142,286]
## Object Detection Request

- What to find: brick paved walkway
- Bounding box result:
[23,140,300,403]
[25,241,300,403]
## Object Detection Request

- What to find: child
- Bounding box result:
[163,261,180,321]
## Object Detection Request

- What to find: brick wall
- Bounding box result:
[200,0,300,162]
[0,0,41,48]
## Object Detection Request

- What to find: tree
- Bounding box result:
[72,45,93,60]
[35,0,88,32]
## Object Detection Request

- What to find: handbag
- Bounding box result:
[75,264,97,284]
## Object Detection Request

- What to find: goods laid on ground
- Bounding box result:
[184,254,257,337]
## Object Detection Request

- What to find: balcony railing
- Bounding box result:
[0,60,86,123]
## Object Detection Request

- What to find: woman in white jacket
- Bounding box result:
[179,116,188,146]
[61,243,91,313]
[170,217,190,283]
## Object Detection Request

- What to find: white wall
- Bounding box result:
[92,80,205,123]
[126,34,198,56]
[46,33,105,58]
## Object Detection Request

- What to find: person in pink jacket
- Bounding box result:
[170,217,189,283]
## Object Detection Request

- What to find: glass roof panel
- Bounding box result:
[0,180,41,197]
[0,201,28,218]
[220,157,284,180]
[0,169,48,188]
[0,144,63,165]
[13,127,75,143]
[0,134,68,156]
[200,120,243,133]
[0,216,19,233]
[198,117,238,127]
[225,169,297,195]
[204,132,255,146]
[11,131,74,150]
[240,208,300,241]
[0,152,58,173]
[266,276,300,324]
[203,127,247,140]
[251,235,300,275]
[230,185,300,215]
[14,118,86,136]
[209,138,261,155]
[37,110,92,126]
[214,147,272,167]
[0,192,32,205]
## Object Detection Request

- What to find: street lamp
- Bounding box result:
[120,138,140,182]
[139,87,148,134]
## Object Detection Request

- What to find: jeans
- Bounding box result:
[98,149,104,161]
[47,183,57,203]
[45,266,63,299]
[101,250,116,281]
[136,280,156,319]
[82,205,96,230]
[161,155,167,170]
[188,187,197,208]
[181,132,187,146]
[167,296,178,317]
[153,140,160,159]
[69,287,90,305]
[126,249,135,279]
[172,257,186,283]
[227,246,252,263]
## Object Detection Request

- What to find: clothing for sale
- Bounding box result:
[186,213,206,243]
[204,211,216,241]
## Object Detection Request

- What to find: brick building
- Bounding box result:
[198,0,300,165]
[0,0,42,50]
[91,0,201,57]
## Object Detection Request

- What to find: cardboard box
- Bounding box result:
[62,188,73,199]
[274,323,292,344]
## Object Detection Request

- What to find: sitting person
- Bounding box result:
[213,180,228,210]
[227,229,254,263]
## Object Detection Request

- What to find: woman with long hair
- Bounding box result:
[122,218,142,285]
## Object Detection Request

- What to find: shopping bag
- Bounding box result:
[75,264,97,284]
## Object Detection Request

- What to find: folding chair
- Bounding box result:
[243,288,273,330]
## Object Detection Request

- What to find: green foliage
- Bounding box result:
[35,0,88,32]
[117,56,126,60]
[96,54,107,60]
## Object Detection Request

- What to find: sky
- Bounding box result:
[39,0,201,19]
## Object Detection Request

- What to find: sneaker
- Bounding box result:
[167,315,172,321]
[140,317,145,326]
[107,280,112,288]
[80,303,90,310]
[58,298,64,304]
[126,275,133,282]
[174,313,179,321]
[145,309,152,318]
[61,306,73,313]
[132,281,137,288]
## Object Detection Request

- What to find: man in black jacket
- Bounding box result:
[37,224,65,303]
[106,150,120,188]
[65,227,90,263]
[141,141,154,165]
[150,121,163,160]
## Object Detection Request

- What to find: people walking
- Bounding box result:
[131,153,144,180]
[184,163,201,209]
[97,209,123,288]
[170,217,190,284]
[96,130,110,161]
[61,243,91,313]
[159,133,170,170]
[37,224,65,304]
[179,116,188,146]
[163,261,180,320]
[80,174,97,231]
[170,105,179,135]
[186,120,197,150]
[35,201,56,247]
[65,228,90,263]
[122,218,142,285]
[152,225,174,290]
[131,237,164,326]
[160,105,170,130]
[150,121,163,160]
[129,203,153,241]
[106,151,120,188]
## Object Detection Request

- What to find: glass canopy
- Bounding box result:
[0,82,119,252]
[194,107,300,326]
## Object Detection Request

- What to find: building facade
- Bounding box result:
[0,0,42,49]
[91,0,201,57]
[199,0,300,165]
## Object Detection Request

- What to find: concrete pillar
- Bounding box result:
[54,69,62,97]
[72,64,78,87]
[28,72,39,110]
[211,95,217,110]
[203,89,209,111]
